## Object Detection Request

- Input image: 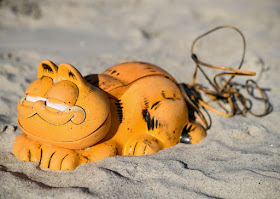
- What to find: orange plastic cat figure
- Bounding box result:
[14,60,206,171]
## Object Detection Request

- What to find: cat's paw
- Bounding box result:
[40,145,87,171]
[13,133,87,171]
[13,133,42,162]
[124,135,162,156]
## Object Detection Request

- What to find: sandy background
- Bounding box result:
[0,0,279,198]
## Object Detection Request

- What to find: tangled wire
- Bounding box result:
[179,25,271,130]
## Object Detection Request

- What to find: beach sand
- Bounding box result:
[0,0,279,198]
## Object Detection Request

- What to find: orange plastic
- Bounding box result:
[13,60,206,171]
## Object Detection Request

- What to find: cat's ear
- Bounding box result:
[57,63,87,88]
[37,60,58,79]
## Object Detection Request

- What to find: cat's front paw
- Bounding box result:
[13,133,42,162]
[13,133,87,171]
[40,145,87,171]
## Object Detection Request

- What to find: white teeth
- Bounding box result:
[46,100,71,111]
[25,95,47,103]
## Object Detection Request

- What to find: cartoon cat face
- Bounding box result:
[18,60,111,150]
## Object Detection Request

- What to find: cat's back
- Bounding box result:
[85,62,177,98]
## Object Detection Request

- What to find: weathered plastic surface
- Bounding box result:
[14,60,206,171]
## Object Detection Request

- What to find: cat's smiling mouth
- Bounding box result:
[18,95,86,126]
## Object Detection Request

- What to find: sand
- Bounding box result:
[0,0,279,198]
